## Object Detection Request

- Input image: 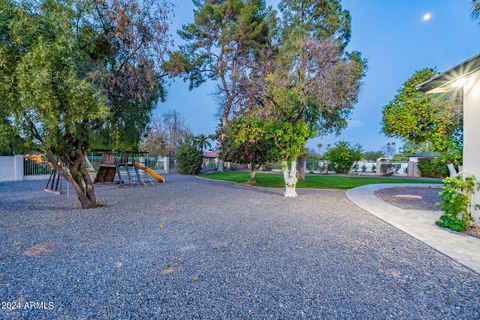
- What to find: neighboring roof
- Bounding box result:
[407,151,440,158]
[204,151,217,158]
[417,53,480,93]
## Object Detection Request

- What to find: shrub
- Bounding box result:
[324,141,362,174]
[380,163,401,176]
[175,143,204,175]
[306,161,319,172]
[380,163,394,176]
[371,164,376,173]
[437,176,480,232]
[418,158,449,178]
[361,165,367,172]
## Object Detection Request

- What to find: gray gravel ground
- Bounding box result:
[374,187,443,211]
[1,174,479,319]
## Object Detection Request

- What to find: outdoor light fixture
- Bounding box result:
[416,53,480,93]
[451,78,466,88]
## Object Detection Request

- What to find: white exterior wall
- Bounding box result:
[463,70,480,221]
[0,157,15,181]
[0,156,24,182]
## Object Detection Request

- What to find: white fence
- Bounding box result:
[304,159,418,177]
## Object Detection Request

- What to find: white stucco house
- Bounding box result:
[417,53,480,219]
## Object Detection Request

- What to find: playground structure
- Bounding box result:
[42,150,164,195]
[94,150,165,186]
[44,167,62,194]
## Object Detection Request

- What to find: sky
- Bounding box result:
[156,0,480,152]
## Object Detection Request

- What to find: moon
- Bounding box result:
[423,13,432,21]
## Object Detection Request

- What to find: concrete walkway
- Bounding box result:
[346,183,480,274]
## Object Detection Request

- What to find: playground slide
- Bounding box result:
[135,163,166,183]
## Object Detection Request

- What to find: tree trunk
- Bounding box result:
[78,162,97,205]
[217,159,225,172]
[68,168,97,209]
[297,154,306,180]
[217,115,228,173]
[47,152,97,209]
[248,162,256,184]
[281,160,298,198]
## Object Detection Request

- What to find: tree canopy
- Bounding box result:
[381,68,463,164]
[0,0,172,208]
[217,0,366,196]
[173,0,272,171]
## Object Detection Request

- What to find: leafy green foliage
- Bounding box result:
[219,115,275,172]
[380,163,401,176]
[381,69,463,164]
[324,141,362,174]
[177,0,269,88]
[437,176,480,232]
[194,134,212,152]
[175,143,204,175]
[417,158,449,179]
[279,0,351,48]
[0,0,172,208]
[265,119,311,161]
[363,150,385,161]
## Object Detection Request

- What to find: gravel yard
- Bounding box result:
[1,175,479,319]
[374,186,443,211]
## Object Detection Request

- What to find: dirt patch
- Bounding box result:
[375,187,442,211]
[23,242,55,257]
[160,265,180,276]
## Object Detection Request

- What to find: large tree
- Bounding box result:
[174,0,271,172]
[381,69,463,164]
[0,0,172,208]
[238,0,366,197]
[88,0,173,150]
[278,0,351,47]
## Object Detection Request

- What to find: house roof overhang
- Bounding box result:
[416,53,480,94]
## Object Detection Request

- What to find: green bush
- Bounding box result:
[325,141,362,174]
[418,158,448,178]
[175,143,204,175]
[380,163,401,176]
[437,176,480,232]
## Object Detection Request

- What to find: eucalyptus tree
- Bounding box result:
[174,0,271,171]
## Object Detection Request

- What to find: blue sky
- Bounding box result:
[157,0,479,152]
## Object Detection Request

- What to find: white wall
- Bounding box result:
[463,70,480,220]
[0,155,24,182]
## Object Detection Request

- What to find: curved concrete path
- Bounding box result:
[347,183,480,274]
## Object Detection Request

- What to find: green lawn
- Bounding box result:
[199,172,442,190]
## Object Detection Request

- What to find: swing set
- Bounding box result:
[44,150,164,195]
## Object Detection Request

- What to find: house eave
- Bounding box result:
[416,53,480,93]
